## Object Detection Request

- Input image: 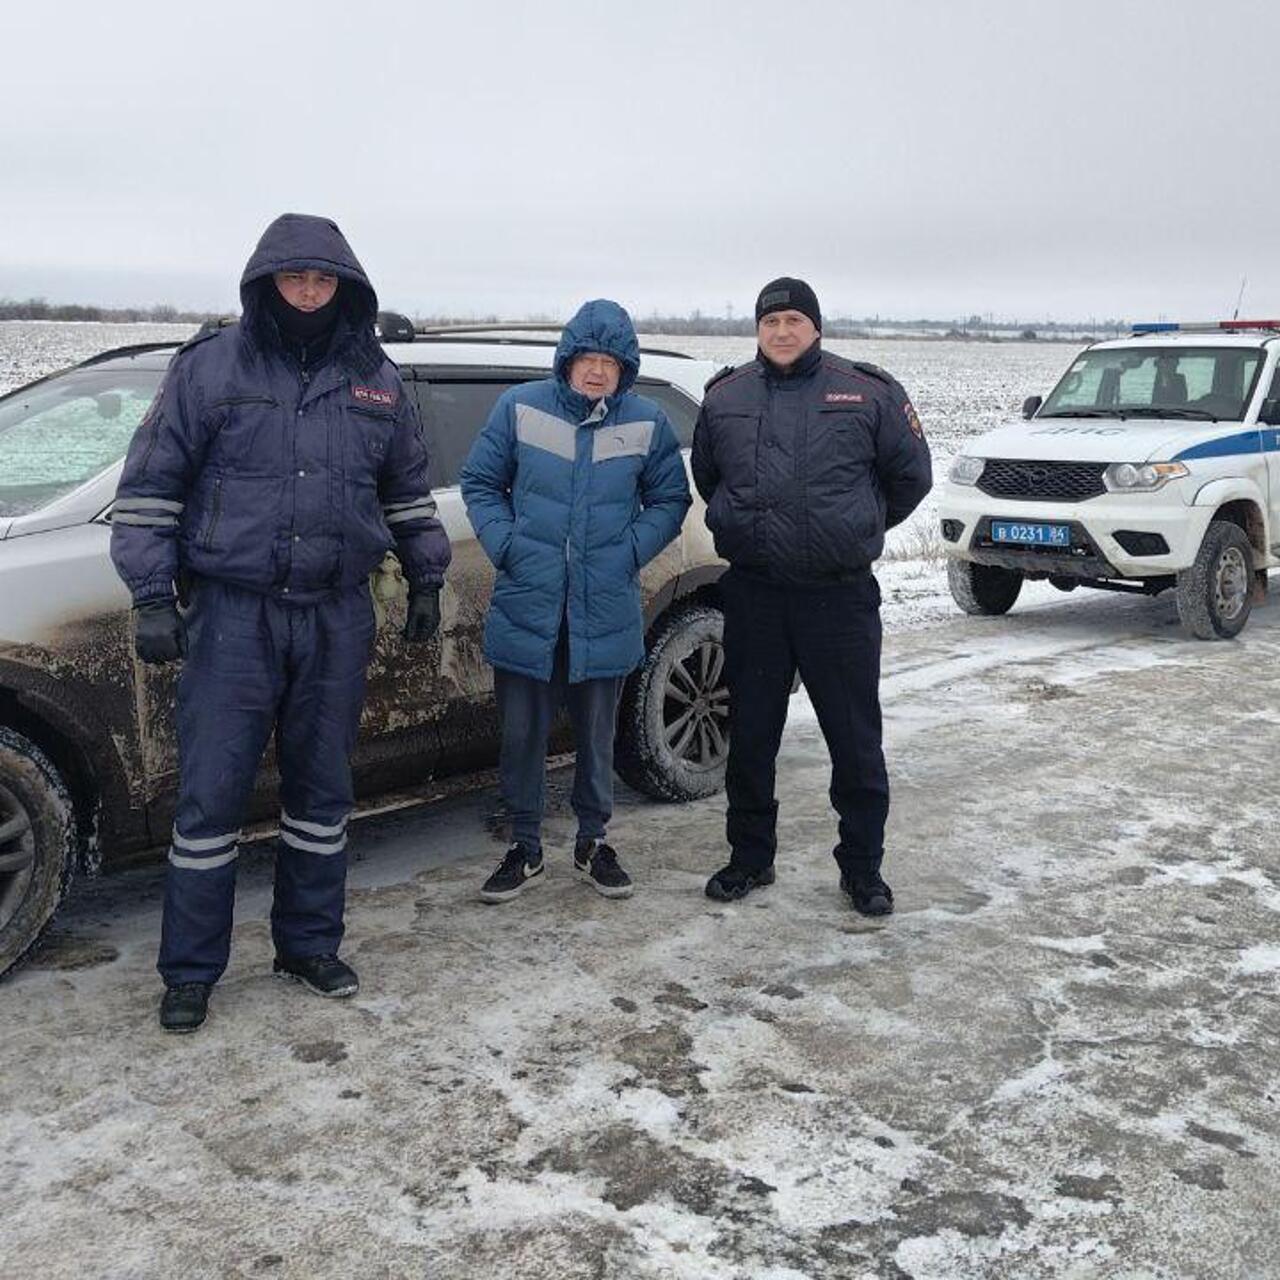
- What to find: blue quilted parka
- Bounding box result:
[459,300,691,683]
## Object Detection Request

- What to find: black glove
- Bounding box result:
[133,598,186,664]
[403,587,441,643]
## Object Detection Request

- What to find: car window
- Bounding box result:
[635,380,699,448]
[0,368,163,517]
[411,379,527,488]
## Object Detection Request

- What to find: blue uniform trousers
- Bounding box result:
[158,579,376,986]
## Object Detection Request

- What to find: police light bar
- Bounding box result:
[1131,320,1280,334]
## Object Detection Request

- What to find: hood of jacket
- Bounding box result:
[239,212,382,375]
[553,299,641,416]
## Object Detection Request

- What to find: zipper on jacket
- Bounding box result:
[203,476,224,549]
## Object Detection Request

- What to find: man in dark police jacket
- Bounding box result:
[111,213,451,1032]
[692,277,931,914]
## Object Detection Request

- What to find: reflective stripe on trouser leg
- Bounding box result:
[271,585,374,959]
[158,830,240,986]
[159,581,287,987]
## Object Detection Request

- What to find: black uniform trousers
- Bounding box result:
[721,566,889,877]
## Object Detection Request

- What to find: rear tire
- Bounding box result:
[0,727,77,979]
[948,559,1023,616]
[616,603,728,802]
[1176,520,1253,640]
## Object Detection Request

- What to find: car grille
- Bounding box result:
[977,459,1107,502]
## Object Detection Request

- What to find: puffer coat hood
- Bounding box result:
[240,212,382,376]
[553,299,641,409]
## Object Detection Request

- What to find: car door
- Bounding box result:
[354,369,532,781]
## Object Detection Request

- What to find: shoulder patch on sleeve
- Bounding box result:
[904,400,924,438]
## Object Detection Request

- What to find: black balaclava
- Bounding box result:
[266,281,341,365]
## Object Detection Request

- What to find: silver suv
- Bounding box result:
[0,326,729,975]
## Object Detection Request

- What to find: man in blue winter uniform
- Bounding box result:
[111,213,451,1032]
[692,278,931,915]
[460,300,691,902]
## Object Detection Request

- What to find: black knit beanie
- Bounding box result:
[755,277,821,332]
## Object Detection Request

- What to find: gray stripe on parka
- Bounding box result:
[592,419,654,462]
[515,403,577,461]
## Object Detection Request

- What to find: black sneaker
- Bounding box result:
[159,982,211,1033]
[841,872,894,917]
[705,863,776,902]
[479,843,544,903]
[273,953,360,997]
[574,838,634,899]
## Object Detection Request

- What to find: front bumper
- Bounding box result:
[937,481,1208,578]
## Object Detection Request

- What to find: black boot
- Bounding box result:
[705,862,776,902]
[159,982,211,1033]
[273,953,359,997]
[841,871,894,917]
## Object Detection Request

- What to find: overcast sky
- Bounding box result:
[3,0,1278,323]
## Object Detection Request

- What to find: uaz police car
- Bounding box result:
[938,321,1280,639]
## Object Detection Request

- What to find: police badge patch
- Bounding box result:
[904,401,924,438]
[352,385,396,407]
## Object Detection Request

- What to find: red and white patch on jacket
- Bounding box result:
[824,391,863,403]
[352,384,396,407]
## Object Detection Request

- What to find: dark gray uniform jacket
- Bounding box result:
[691,342,932,583]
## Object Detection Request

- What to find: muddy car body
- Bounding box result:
[0,330,729,974]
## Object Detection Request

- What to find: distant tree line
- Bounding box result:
[0,297,216,324]
[1,296,1129,341]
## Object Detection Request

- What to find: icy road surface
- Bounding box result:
[4,576,1279,1280]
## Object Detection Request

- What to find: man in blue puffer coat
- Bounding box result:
[460,300,691,902]
[111,213,451,1032]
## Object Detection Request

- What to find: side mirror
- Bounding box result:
[1022,395,1043,420]
[1260,397,1280,427]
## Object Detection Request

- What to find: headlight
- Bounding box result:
[949,455,985,485]
[1103,461,1189,492]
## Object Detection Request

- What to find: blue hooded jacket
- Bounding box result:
[110,212,451,605]
[460,300,692,682]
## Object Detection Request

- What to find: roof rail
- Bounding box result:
[376,312,694,361]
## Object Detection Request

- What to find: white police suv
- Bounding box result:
[939,321,1280,638]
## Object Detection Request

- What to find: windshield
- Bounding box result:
[0,367,164,517]
[1040,346,1264,423]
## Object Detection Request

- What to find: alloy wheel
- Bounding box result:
[662,638,729,771]
[0,781,35,937]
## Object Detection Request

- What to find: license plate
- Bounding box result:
[990,521,1071,547]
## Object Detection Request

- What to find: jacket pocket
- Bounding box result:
[201,474,225,550]
[348,405,397,471]
[205,396,280,472]
[816,405,876,466]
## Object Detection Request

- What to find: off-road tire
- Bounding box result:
[0,727,77,979]
[1176,520,1254,640]
[616,603,729,802]
[948,559,1024,616]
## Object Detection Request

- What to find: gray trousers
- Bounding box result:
[495,628,622,854]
